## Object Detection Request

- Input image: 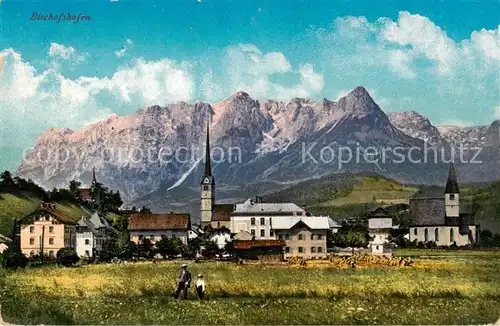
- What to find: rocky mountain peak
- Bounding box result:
[388,111,445,146]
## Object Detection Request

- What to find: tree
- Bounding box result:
[140,206,151,213]
[69,180,82,194]
[0,170,15,191]
[156,236,184,259]
[201,240,220,259]
[56,247,79,267]
[0,248,28,270]
[137,239,155,259]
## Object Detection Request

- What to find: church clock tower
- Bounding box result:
[445,163,460,217]
[200,120,215,228]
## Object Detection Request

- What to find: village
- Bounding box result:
[0,122,485,266]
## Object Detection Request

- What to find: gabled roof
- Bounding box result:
[128,213,190,231]
[78,188,92,201]
[271,215,330,230]
[328,218,342,228]
[445,163,460,194]
[212,204,234,221]
[20,205,77,225]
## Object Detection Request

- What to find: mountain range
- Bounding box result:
[16,86,500,220]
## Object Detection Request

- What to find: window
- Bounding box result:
[251,229,255,236]
[85,250,90,257]
[30,238,35,245]
[317,234,323,240]
[49,238,54,245]
[317,247,323,253]
[203,185,209,191]
[278,234,283,240]
[260,229,265,237]
[285,247,290,253]
[30,226,35,233]
[450,194,455,200]
[298,247,304,253]
[450,228,454,242]
[270,229,274,237]
[376,246,379,250]
[298,234,303,240]
[311,247,316,253]
[414,228,417,235]
[49,226,54,233]
[435,228,439,242]
[251,218,255,225]
[217,222,221,228]
[424,228,429,242]
[285,234,290,240]
[311,234,315,240]
[49,251,54,258]
[260,218,265,225]
[85,239,90,245]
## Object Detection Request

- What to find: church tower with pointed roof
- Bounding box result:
[200,120,215,228]
[445,163,460,217]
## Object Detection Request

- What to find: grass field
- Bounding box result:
[1,250,499,325]
[318,177,417,207]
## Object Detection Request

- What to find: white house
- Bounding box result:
[75,213,110,258]
[209,230,232,249]
[230,197,306,239]
[367,208,393,255]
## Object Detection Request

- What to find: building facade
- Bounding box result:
[272,216,330,259]
[75,213,111,258]
[409,164,479,247]
[128,213,190,245]
[230,198,306,239]
[367,208,393,254]
[19,202,77,258]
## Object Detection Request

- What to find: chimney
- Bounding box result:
[302,206,307,216]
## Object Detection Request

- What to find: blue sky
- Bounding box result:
[0,0,499,172]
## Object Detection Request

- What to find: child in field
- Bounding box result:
[196,274,205,299]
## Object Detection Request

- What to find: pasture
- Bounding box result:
[1,250,499,325]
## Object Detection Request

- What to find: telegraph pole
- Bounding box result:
[40,225,45,263]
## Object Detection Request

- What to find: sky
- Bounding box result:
[0,0,499,172]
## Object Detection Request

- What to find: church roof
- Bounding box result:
[212,204,234,221]
[445,163,460,194]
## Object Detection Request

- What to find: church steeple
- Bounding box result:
[445,163,460,217]
[204,119,212,178]
[445,163,459,194]
[200,119,215,228]
[92,167,97,185]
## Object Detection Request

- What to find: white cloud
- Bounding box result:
[0,48,195,147]
[48,43,86,64]
[216,44,323,100]
[115,39,134,57]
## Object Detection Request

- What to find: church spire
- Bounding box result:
[203,119,212,178]
[445,163,459,194]
[92,167,97,185]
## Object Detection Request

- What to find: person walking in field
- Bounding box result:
[174,263,191,300]
[196,274,205,299]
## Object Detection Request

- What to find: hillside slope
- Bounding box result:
[0,192,91,237]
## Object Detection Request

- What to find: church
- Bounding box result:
[409,163,479,246]
[199,121,234,230]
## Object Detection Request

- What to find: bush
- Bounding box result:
[1,249,29,270]
[56,248,79,267]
